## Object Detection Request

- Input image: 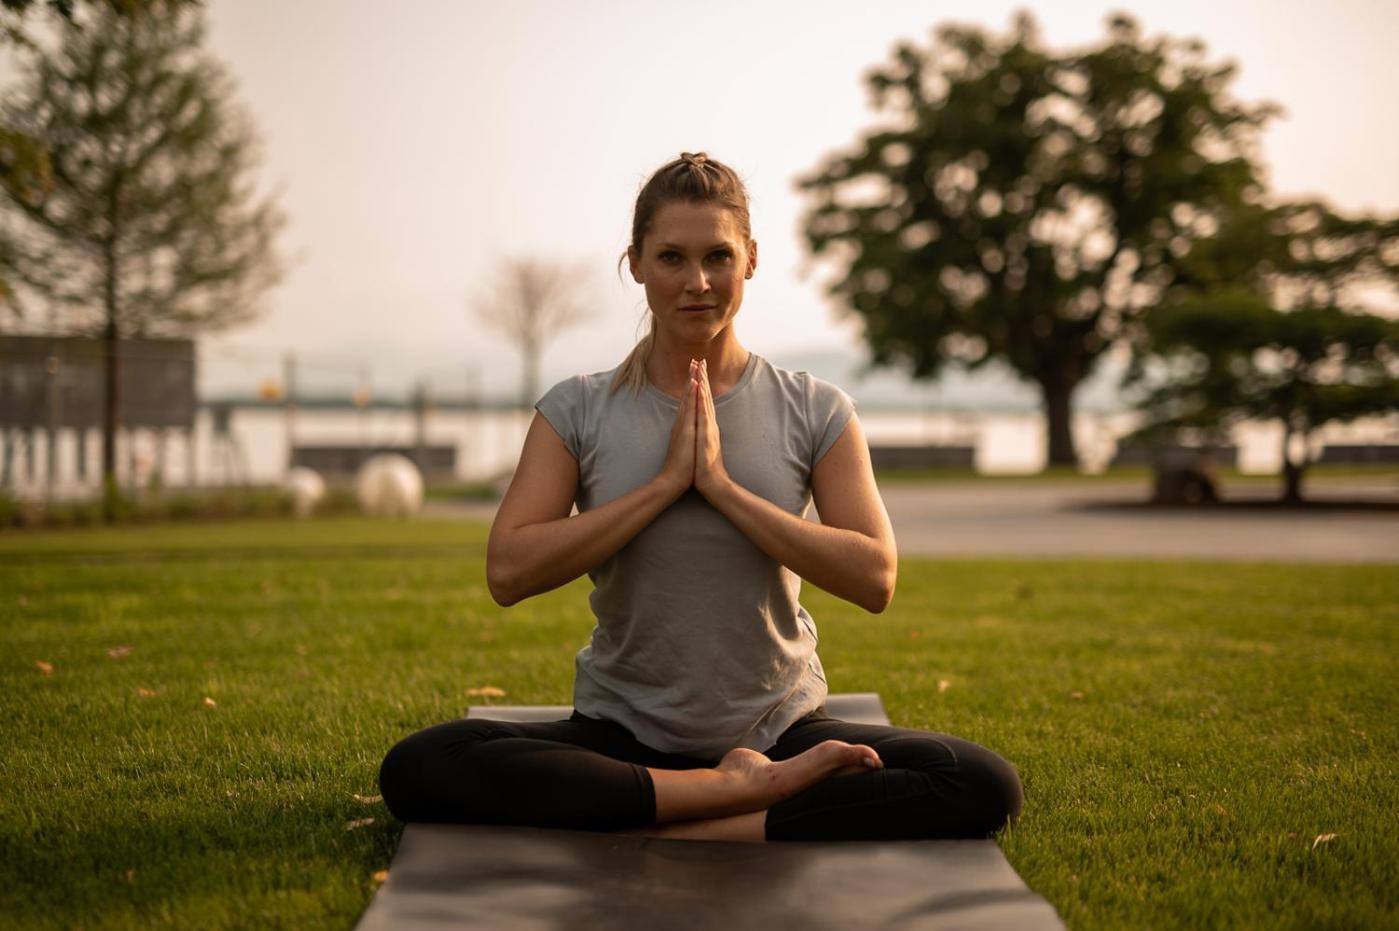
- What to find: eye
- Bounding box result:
[659,250,681,263]
[707,249,734,263]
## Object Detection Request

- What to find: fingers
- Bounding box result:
[699,360,716,427]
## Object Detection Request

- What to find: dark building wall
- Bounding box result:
[0,336,195,430]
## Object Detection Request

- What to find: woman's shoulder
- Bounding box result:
[753,355,855,408]
[538,365,625,404]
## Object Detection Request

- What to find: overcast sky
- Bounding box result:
[196,0,1399,399]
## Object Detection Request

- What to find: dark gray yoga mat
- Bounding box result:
[357,693,1064,930]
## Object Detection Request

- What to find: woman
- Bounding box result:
[378,152,1022,842]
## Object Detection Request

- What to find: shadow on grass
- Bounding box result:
[8,797,402,923]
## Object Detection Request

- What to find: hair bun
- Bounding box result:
[680,151,709,167]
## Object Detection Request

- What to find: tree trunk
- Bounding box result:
[102,234,121,521]
[1280,423,1306,504]
[521,337,540,412]
[1282,461,1305,504]
[1036,367,1079,468]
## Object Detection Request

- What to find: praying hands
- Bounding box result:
[659,357,734,502]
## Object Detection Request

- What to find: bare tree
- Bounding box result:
[472,257,596,409]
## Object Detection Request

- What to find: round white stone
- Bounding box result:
[285,466,326,518]
[355,454,424,518]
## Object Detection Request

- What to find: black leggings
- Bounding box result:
[378,706,1023,842]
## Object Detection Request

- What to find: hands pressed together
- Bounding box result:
[660,358,733,501]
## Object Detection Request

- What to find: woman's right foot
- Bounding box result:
[715,740,883,809]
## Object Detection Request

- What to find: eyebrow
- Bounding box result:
[655,242,735,251]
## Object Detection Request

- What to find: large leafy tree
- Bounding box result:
[798,12,1275,465]
[1130,199,1399,502]
[0,2,284,514]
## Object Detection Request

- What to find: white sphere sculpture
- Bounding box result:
[285,466,326,519]
[355,454,424,518]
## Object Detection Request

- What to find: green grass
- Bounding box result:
[2,519,1395,929]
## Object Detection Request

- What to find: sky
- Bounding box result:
[183,0,1399,402]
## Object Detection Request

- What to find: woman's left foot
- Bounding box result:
[715,740,882,809]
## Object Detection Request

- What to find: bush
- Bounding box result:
[0,485,302,530]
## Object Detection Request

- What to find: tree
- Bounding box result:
[0,3,284,516]
[472,257,595,410]
[0,2,197,301]
[1129,199,1399,503]
[797,11,1275,465]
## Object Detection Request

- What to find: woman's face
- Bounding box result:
[628,200,757,344]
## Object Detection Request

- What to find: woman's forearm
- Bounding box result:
[487,477,683,607]
[704,478,896,613]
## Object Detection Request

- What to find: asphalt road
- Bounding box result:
[423,476,1399,563]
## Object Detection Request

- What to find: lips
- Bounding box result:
[680,305,715,312]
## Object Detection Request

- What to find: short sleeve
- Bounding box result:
[804,374,857,466]
[534,376,584,458]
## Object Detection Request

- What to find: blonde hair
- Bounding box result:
[610,152,752,396]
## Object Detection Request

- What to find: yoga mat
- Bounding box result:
[357,693,1064,930]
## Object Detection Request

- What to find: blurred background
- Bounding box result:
[1,0,1396,519]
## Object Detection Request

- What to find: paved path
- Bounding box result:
[872,478,1398,563]
[423,477,1399,563]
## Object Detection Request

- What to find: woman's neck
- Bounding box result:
[645,329,750,399]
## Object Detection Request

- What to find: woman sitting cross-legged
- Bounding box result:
[378,152,1023,842]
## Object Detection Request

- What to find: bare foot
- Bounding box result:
[715,740,883,809]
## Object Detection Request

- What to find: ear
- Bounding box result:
[627,245,644,284]
[745,239,758,279]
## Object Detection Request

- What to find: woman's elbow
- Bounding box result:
[862,585,894,614]
[863,562,897,614]
[485,556,521,607]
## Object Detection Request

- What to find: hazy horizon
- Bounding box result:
[13,1,1399,407]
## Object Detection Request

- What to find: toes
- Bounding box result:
[853,745,883,768]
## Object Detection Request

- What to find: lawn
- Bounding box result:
[2,518,1395,929]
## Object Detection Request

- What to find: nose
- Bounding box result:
[685,261,710,293]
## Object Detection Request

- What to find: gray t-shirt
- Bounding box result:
[534,352,856,761]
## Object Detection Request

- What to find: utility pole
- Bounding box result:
[45,351,61,503]
[412,378,429,479]
[354,362,371,460]
[283,351,297,477]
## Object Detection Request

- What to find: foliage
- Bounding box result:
[1131,293,1398,501]
[0,3,200,299]
[0,484,373,529]
[1127,192,1399,500]
[797,11,1276,464]
[0,3,284,336]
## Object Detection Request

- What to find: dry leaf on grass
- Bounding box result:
[295,645,309,655]
[353,793,383,804]
[203,696,217,707]
[346,817,375,831]
[909,630,922,638]
[937,679,951,693]
[124,868,136,883]
[137,687,159,698]
[36,660,53,675]
[372,869,389,883]
[466,686,506,698]
[107,645,133,659]
[1311,833,1338,849]
[1070,691,1085,700]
